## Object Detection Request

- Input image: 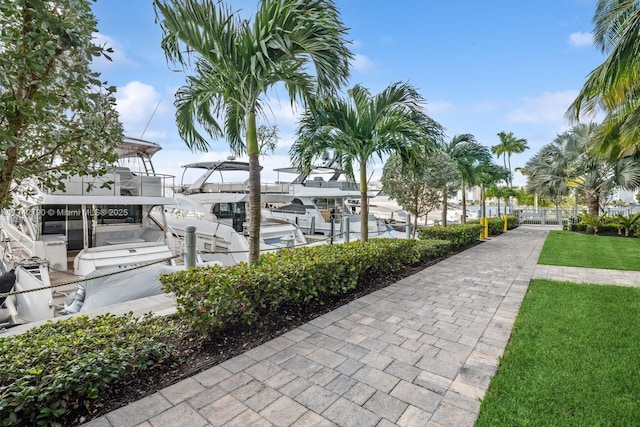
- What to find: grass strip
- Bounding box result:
[537,230,640,271]
[477,279,640,426]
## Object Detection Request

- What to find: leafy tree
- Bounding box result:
[566,0,640,158]
[440,134,492,224]
[291,82,443,241]
[491,131,529,187]
[0,0,124,210]
[381,151,458,237]
[257,124,279,157]
[154,0,352,264]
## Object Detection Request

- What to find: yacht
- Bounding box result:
[175,160,312,247]
[162,194,307,265]
[0,137,180,327]
[268,164,394,239]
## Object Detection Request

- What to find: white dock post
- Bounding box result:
[185,225,196,268]
[343,216,350,243]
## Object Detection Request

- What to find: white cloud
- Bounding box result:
[115,81,172,137]
[352,53,376,73]
[426,100,455,114]
[568,31,593,48]
[262,98,301,128]
[507,90,579,126]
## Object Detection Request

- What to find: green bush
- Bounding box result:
[160,238,452,335]
[0,313,181,426]
[417,223,483,248]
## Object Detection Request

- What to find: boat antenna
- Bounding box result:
[140,100,161,140]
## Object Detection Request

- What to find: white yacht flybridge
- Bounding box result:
[268,163,395,239]
[174,160,310,250]
[0,137,180,328]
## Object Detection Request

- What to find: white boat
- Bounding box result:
[0,137,181,327]
[174,160,314,247]
[367,194,479,227]
[163,194,307,265]
[256,162,393,240]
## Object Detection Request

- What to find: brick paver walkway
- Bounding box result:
[83,226,553,427]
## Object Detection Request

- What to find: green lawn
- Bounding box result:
[476,279,640,426]
[537,230,640,271]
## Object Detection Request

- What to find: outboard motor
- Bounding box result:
[60,284,86,315]
[0,268,16,306]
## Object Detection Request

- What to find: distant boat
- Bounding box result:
[268,163,394,239]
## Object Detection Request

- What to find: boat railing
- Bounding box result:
[302,180,359,191]
[180,182,292,194]
[42,170,176,197]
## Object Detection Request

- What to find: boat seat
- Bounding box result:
[103,237,146,245]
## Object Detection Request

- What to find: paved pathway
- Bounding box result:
[83,226,553,427]
[533,264,640,287]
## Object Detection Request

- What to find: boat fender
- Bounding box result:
[0,268,16,306]
[60,283,86,315]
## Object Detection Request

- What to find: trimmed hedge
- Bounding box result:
[0,313,181,426]
[418,223,483,248]
[160,238,452,335]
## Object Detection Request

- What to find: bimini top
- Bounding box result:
[117,137,163,159]
[179,160,264,193]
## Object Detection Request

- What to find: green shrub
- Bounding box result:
[0,313,181,426]
[505,215,518,230]
[418,223,483,248]
[160,238,453,335]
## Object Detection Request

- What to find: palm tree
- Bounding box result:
[476,162,510,219]
[566,1,640,158]
[440,134,492,224]
[525,123,640,217]
[578,211,609,235]
[491,131,529,187]
[485,184,515,217]
[610,212,640,237]
[291,82,444,241]
[154,0,352,264]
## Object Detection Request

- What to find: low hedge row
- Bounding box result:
[418,223,483,248]
[0,313,182,426]
[160,238,452,335]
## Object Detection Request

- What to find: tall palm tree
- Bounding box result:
[291,82,444,241]
[154,0,352,264]
[566,0,640,158]
[525,123,640,217]
[491,131,529,187]
[440,134,492,224]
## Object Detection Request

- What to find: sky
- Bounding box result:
[90,0,605,187]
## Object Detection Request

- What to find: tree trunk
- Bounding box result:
[413,214,418,239]
[360,160,369,242]
[461,181,467,225]
[441,190,448,227]
[359,162,369,241]
[586,191,599,218]
[246,109,261,265]
[507,154,512,187]
[497,198,501,217]
[0,142,19,211]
